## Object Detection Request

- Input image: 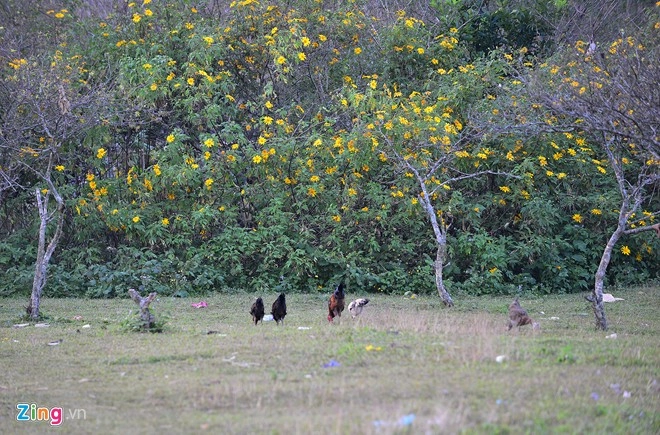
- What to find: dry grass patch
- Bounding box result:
[1,287,658,434]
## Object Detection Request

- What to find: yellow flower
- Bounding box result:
[55,165,65,172]
[205,178,214,189]
[354,47,362,55]
[89,181,97,190]
[298,52,306,61]
[620,245,631,256]
[132,13,141,23]
[252,155,262,164]
[204,138,214,148]
[96,148,106,159]
[166,134,175,143]
[263,116,273,125]
[572,214,583,223]
[132,216,140,223]
[153,164,161,176]
[86,173,95,181]
[150,83,157,91]
[265,100,273,109]
[499,186,510,193]
[591,208,601,215]
[307,187,317,197]
[319,34,327,42]
[162,218,169,226]
[187,77,195,86]
[276,55,286,65]
[332,215,341,222]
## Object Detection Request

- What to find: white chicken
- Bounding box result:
[348,298,370,318]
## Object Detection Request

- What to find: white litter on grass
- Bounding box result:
[263,314,274,322]
[13,323,29,328]
[495,355,507,363]
[82,324,91,329]
[606,333,618,339]
[298,326,311,330]
[35,323,50,328]
[602,293,624,302]
[550,317,560,320]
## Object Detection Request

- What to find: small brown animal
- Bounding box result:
[327,281,345,322]
[271,293,287,326]
[508,297,539,330]
[348,298,369,318]
[250,297,265,325]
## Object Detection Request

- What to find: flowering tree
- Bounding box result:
[332,17,519,305]
[0,14,110,317]
[526,12,660,329]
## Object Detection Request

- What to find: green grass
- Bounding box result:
[1,287,658,434]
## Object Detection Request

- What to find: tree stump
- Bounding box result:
[128,289,157,329]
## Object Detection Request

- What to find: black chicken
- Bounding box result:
[250,297,265,325]
[271,293,287,326]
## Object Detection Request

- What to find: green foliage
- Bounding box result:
[0,0,657,299]
[119,308,169,333]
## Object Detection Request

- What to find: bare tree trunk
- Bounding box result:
[434,243,454,307]
[592,190,631,330]
[417,187,454,307]
[27,188,65,319]
[592,233,619,331]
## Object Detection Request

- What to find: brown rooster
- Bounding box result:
[271,293,287,326]
[327,281,345,322]
[250,297,265,325]
[508,297,539,330]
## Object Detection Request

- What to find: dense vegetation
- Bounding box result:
[1,0,658,299]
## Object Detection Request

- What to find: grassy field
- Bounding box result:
[1,286,658,434]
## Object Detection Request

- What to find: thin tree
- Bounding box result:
[0,51,109,318]
[342,80,515,306]
[525,17,659,329]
